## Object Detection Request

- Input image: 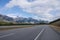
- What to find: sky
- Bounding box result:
[0,0,60,21]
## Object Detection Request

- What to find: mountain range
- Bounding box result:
[0,14,48,24]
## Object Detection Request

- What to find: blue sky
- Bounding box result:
[0,0,60,21]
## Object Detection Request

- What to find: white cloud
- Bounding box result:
[7,14,18,18]
[4,0,60,21]
[7,13,23,18]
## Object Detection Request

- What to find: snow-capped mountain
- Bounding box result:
[0,14,14,22]
[0,14,48,24]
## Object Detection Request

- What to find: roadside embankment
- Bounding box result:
[49,19,60,32]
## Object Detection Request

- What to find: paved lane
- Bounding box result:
[0,25,60,40]
[37,26,60,40]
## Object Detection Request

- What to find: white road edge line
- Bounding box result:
[34,28,45,40]
[0,33,15,38]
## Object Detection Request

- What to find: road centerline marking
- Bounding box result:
[34,28,45,40]
[0,33,15,38]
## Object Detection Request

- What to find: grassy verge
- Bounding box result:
[50,25,60,32]
[0,25,35,31]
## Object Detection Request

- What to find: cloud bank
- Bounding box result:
[4,0,60,21]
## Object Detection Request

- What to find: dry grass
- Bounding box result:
[0,25,35,31]
[50,25,60,32]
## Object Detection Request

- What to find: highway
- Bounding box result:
[0,25,60,40]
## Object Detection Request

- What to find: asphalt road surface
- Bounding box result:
[0,25,60,40]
